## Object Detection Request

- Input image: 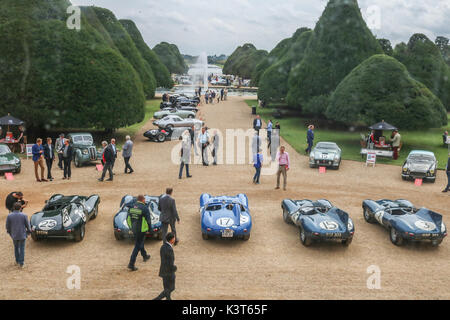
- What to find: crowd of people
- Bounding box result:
[196,87,228,104]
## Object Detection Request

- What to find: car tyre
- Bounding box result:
[166,124,174,130]
[114,231,124,240]
[202,233,209,240]
[31,232,40,241]
[431,239,442,247]
[300,227,312,246]
[389,227,403,246]
[342,237,353,246]
[363,207,377,224]
[74,224,85,242]
[74,155,82,168]
[15,167,21,174]
[157,232,163,241]
[188,115,195,119]
[90,205,99,220]
[242,234,250,241]
[157,133,165,142]
[283,208,293,224]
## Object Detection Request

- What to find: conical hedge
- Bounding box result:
[120,19,173,89]
[393,33,450,110]
[326,55,447,129]
[258,28,312,103]
[0,0,145,130]
[223,43,268,79]
[81,6,156,98]
[287,0,382,109]
[153,42,188,75]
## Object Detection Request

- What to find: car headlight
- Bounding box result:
[334,154,339,161]
[82,149,88,155]
[347,219,354,230]
[403,167,408,172]
[442,223,446,233]
[14,158,20,164]
[430,168,435,174]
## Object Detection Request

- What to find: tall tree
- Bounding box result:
[223,44,268,79]
[153,42,188,75]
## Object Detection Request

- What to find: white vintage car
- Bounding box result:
[309,142,342,169]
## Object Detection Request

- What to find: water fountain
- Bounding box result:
[188,52,209,93]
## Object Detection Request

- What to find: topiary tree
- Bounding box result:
[286,0,383,110]
[394,33,450,110]
[258,29,312,103]
[81,6,156,99]
[153,42,188,75]
[326,55,447,129]
[378,38,393,56]
[435,36,450,66]
[223,43,268,79]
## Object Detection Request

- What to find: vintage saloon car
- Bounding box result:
[402,150,437,183]
[67,133,102,167]
[113,195,163,240]
[309,142,342,169]
[362,199,446,246]
[30,194,100,242]
[282,199,354,246]
[0,143,21,174]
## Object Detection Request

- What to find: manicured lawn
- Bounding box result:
[246,100,450,169]
[117,99,160,138]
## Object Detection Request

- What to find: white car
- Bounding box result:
[309,142,342,169]
[153,115,203,130]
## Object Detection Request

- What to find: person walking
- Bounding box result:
[276,146,290,191]
[253,149,263,184]
[252,130,261,156]
[6,202,31,268]
[305,125,315,155]
[224,88,228,100]
[153,232,177,300]
[122,135,134,174]
[198,127,210,166]
[43,137,55,181]
[212,130,219,165]
[99,141,113,182]
[55,134,65,170]
[5,192,28,213]
[220,88,224,101]
[190,125,198,156]
[158,188,180,245]
[205,91,209,104]
[32,138,47,182]
[127,195,152,271]
[179,131,192,179]
[390,130,402,160]
[443,131,448,147]
[442,154,450,193]
[61,138,73,180]
[267,120,273,152]
[110,138,118,172]
[253,115,262,135]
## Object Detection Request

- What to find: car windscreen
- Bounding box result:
[82,135,93,143]
[409,154,434,162]
[0,145,11,155]
[316,143,337,151]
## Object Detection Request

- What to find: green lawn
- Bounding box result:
[246,100,450,169]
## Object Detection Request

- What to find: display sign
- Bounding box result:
[415,179,423,186]
[26,144,33,159]
[96,164,104,171]
[5,172,14,180]
[319,166,326,174]
[366,152,377,167]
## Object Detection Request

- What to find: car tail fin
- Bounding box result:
[416,208,442,226]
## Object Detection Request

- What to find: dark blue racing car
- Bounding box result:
[362,199,447,246]
[281,199,355,246]
[200,194,252,241]
[113,195,163,241]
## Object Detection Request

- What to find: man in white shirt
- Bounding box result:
[198,127,210,166]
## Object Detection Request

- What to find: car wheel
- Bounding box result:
[242,234,250,241]
[389,227,403,246]
[114,231,124,241]
[342,237,353,246]
[31,232,39,241]
[157,232,163,241]
[309,164,316,168]
[202,233,209,240]
[300,227,312,246]
[74,155,81,168]
[283,208,292,224]
[363,208,377,224]
[75,224,85,242]
[431,239,442,247]
[15,167,21,174]
[166,124,174,130]
[90,205,99,220]
[402,176,407,181]
[188,115,195,119]
[157,133,165,142]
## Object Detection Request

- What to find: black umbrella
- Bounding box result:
[0,114,24,132]
[368,121,397,131]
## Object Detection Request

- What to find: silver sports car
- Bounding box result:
[309,142,342,169]
[153,108,196,120]
[153,115,203,130]
[402,150,437,183]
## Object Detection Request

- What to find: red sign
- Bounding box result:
[96,164,103,171]
[415,179,423,186]
[5,172,14,180]
[319,166,326,174]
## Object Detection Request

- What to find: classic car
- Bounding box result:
[281,199,354,246]
[362,199,447,246]
[0,143,21,174]
[160,102,198,113]
[30,194,100,242]
[200,194,252,240]
[113,195,163,240]
[143,127,190,142]
[402,150,437,182]
[153,115,203,130]
[154,108,196,120]
[309,142,342,169]
[67,133,102,167]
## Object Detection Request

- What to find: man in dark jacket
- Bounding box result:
[43,137,55,181]
[305,125,315,154]
[158,188,180,245]
[62,139,73,180]
[127,195,152,271]
[442,155,450,193]
[99,141,114,182]
[153,232,177,300]
[5,192,27,213]
[6,202,31,268]
[253,115,262,135]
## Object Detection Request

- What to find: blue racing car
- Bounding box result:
[281,199,355,246]
[200,194,252,241]
[113,195,163,241]
[362,199,447,246]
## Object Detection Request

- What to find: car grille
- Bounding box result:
[410,171,427,178]
[88,147,97,160]
[0,164,16,171]
[317,160,333,165]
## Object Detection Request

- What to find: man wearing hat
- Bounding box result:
[390,130,401,160]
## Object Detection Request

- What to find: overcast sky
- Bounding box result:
[71,0,450,56]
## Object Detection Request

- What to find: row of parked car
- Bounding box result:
[29,193,446,247]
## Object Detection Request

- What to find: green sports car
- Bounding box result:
[0,143,21,174]
[153,108,196,120]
